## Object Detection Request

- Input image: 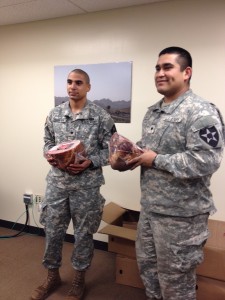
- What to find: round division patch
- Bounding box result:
[199,126,219,148]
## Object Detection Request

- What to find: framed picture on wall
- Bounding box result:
[54,61,132,123]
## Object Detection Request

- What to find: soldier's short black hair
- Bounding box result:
[159,46,192,71]
[70,69,90,84]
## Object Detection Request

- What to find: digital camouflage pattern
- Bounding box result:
[136,209,209,300]
[40,184,105,270]
[41,100,116,270]
[44,100,115,189]
[138,89,225,217]
[136,89,225,299]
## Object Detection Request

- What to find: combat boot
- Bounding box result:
[30,268,62,300]
[65,270,86,300]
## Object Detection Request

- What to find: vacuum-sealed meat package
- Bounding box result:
[46,140,86,170]
[109,133,143,171]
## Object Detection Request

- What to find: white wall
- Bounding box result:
[0,0,224,242]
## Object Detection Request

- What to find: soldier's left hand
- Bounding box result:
[127,150,157,170]
[66,159,92,175]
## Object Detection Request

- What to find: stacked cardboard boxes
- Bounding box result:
[196,219,225,280]
[99,202,144,289]
[197,276,225,300]
[99,202,225,299]
[196,219,225,299]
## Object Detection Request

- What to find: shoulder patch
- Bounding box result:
[111,124,117,135]
[105,117,115,132]
[199,126,219,148]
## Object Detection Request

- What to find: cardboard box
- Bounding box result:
[99,202,139,258]
[205,219,225,249]
[197,275,225,300]
[116,254,144,289]
[100,204,225,287]
[108,236,136,258]
[196,219,225,281]
[196,246,225,281]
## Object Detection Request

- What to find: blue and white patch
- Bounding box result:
[199,126,219,148]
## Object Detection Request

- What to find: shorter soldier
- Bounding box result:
[31,69,116,300]
[127,47,225,300]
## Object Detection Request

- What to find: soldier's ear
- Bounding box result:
[184,67,192,82]
[87,84,91,92]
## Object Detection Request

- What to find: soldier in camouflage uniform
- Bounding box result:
[31,69,116,300]
[128,47,225,300]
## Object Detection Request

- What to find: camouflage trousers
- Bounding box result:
[40,183,105,270]
[136,209,209,300]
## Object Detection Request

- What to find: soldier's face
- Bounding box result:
[67,72,91,102]
[154,53,190,99]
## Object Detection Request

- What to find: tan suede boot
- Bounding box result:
[30,268,62,300]
[65,270,86,300]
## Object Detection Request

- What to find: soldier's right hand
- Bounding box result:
[45,154,58,167]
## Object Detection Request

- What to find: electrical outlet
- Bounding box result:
[23,193,33,205]
[34,194,43,204]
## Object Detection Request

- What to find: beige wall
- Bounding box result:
[0,0,224,242]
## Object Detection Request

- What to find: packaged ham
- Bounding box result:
[46,140,86,170]
[109,133,143,171]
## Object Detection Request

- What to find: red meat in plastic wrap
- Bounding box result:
[46,140,86,170]
[109,133,143,171]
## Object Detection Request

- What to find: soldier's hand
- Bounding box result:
[66,159,92,175]
[127,150,157,170]
[45,154,59,167]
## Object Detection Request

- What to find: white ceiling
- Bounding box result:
[0,0,172,26]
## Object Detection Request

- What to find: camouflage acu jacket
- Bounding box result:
[44,101,115,189]
[139,89,225,217]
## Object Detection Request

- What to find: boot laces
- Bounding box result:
[68,271,85,296]
[73,271,84,287]
[42,270,58,289]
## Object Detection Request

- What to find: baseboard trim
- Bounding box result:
[0,219,108,251]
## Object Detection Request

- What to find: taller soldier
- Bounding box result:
[128,47,225,300]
